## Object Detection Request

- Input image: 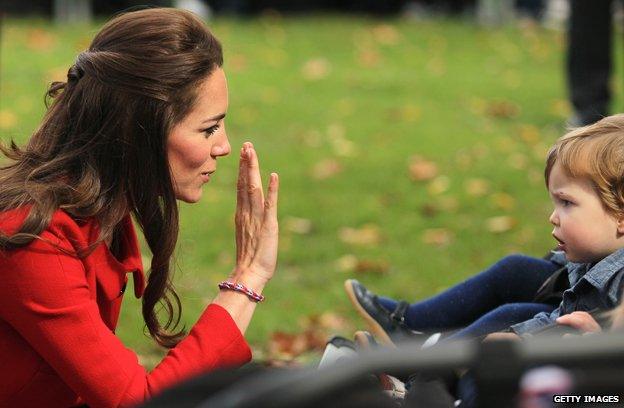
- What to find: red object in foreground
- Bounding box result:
[0,208,251,408]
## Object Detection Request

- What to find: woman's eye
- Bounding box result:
[203,125,220,138]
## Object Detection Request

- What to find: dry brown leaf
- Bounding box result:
[284,216,313,235]
[439,196,459,212]
[420,203,439,218]
[327,124,355,157]
[354,259,390,275]
[372,24,400,45]
[550,99,570,118]
[426,58,446,76]
[357,49,381,67]
[455,151,473,170]
[464,178,490,197]
[518,125,540,145]
[0,110,17,129]
[301,58,331,80]
[490,192,516,211]
[422,228,454,246]
[317,312,351,331]
[427,176,450,195]
[485,216,517,233]
[267,331,309,359]
[339,224,382,246]
[485,100,520,119]
[335,254,358,272]
[229,54,247,72]
[408,155,438,181]
[311,159,342,180]
[508,152,528,170]
[26,29,57,51]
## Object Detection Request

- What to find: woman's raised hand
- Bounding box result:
[233,142,279,283]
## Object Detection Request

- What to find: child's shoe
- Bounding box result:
[344,279,426,346]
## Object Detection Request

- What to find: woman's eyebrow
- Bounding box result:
[201,113,226,124]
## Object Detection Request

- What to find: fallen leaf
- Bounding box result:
[339,224,382,246]
[327,124,355,157]
[267,331,309,359]
[550,99,570,118]
[485,216,517,233]
[317,312,351,331]
[408,155,438,181]
[372,24,400,45]
[422,228,454,246]
[490,192,516,211]
[354,259,390,275]
[518,125,540,146]
[357,49,381,67]
[301,58,331,80]
[284,216,313,235]
[427,176,450,195]
[508,152,528,170]
[311,159,342,180]
[426,58,446,76]
[26,28,57,51]
[0,110,17,129]
[228,53,247,72]
[485,100,520,119]
[420,203,439,218]
[335,254,358,272]
[439,196,459,212]
[464,178,490,197]
[399,104,421,122]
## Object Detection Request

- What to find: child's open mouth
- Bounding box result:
[553,234,565,251]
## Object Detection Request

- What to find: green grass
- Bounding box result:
[2,15,622,364]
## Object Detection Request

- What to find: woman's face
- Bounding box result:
[167,68,230,203]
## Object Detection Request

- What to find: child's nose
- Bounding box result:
[549,210,559,226]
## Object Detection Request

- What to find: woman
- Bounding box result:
[0,8,279,407]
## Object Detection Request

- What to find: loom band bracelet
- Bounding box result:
[218,280,265,302]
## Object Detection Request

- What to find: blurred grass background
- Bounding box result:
[2,15,622,364]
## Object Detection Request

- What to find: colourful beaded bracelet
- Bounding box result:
[218,281,265,302]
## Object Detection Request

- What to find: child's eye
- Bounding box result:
[561,199,572,207]
[202,125,220,138]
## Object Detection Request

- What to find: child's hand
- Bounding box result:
[556,311,601,334]
[484,332,520,342]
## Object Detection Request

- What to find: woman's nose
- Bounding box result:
[212,133,231,157]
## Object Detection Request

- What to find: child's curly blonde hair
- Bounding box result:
[545,114,624,218]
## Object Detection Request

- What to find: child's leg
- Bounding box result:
[441,302,555,342]
[377,254,559,331]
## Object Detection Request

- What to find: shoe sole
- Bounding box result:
[344,280,396,347]
[353,330,375,350]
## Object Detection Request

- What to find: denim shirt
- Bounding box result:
[511,248,624,336]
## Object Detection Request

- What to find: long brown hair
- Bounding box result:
[0,8,223,348]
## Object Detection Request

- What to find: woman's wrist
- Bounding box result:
[226,268,269,295]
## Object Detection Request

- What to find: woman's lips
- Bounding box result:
[200,170,214,183]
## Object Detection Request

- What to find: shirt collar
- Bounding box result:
[567,247,624,295]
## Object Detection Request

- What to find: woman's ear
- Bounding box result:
[617,215,624,235]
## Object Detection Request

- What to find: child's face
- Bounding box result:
[548,162,624,263]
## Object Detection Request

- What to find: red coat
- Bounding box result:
[0,208,251,407]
